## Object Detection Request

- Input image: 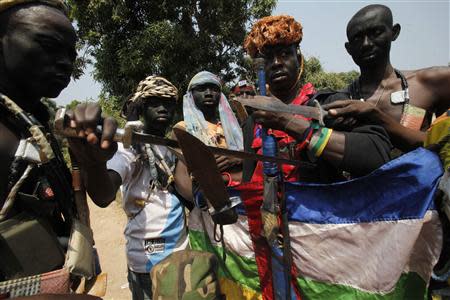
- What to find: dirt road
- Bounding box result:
[89,199,130,300]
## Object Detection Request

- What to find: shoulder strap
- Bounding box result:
[0,94,75,222]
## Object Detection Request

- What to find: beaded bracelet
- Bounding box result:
[221,172,240,187]
[296,120,321,152]
[296,125,314,151]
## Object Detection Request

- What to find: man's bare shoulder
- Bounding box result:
[403,66,450,85]
[170,121,186,140]
[408,67,450,114]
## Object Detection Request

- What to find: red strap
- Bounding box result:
[236,182,303,299]
[222,172,240,187]
[291,82,316,106]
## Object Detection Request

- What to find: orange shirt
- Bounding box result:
[173,121,228,149]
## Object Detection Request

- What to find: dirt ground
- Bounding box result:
[89,198,131,300]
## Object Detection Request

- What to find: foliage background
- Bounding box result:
[69,0,277,103]
[66,1,358,120]
[55,1,359,164]
[301,56,358,91]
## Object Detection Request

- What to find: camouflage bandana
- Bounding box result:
[122,75,178,119]
[129,75,179,103]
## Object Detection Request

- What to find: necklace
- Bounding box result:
[351,69,408,108]
[353,80,385,107]
[373,83,386,107]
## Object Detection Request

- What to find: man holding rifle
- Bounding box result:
[0,0,103,297]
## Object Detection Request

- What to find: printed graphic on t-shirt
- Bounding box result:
[145,238,165,255]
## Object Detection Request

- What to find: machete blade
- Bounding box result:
[229,99,249,124]
[173,128,238,225]
[236,95,327,121]
[53,108,309,167]
[131,131,307,166]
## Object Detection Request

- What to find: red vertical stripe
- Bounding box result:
[236,182,303,299]
[237,182,274,300]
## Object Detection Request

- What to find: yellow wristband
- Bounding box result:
[315,128,333,157]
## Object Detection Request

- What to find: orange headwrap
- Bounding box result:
[244,15,303,58]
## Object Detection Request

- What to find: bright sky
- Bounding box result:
[54,0,449,106]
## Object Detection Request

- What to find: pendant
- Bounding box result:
[390,91,406,104]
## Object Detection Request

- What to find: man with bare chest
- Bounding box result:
[323,4,450,152]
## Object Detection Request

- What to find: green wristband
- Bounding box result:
[310,127,329,155]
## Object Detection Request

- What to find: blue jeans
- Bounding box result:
[127,269,152,300]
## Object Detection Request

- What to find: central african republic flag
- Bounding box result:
[189,148,444,300]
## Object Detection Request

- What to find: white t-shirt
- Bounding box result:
[107,143,188,273]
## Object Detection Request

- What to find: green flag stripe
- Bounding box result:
[297,272,427,300]
[189,229,261,292]
[190,230,428,300]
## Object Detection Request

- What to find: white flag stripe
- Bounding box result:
[289,211,442,294]
[189,208,255,259]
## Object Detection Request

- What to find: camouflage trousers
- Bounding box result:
[151,250,224,300]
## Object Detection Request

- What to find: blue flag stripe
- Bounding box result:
[230,148,443,224]
[286,148,442,224]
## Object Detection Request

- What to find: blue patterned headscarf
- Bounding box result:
[183,71,243,150]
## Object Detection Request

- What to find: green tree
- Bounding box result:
[229,55,359,94]
[97,93,126,127]
[65,99,82,110]
[301,56,359,91]
[69,0,276,106]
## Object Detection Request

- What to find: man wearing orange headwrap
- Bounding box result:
[244,15,310,106]
[242,15,392,183]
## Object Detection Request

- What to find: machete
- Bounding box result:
[254,57,294,299]
[229,99,249,125]
[236,95,327,126]
[173,128,238,225]
[54,108,312,167]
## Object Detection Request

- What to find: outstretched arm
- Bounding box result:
[66,103,121,207]
[83,166,121,208]
[324,100,425,151]
[252,110,391,176]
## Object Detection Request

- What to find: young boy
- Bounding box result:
[77,76,189,300]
